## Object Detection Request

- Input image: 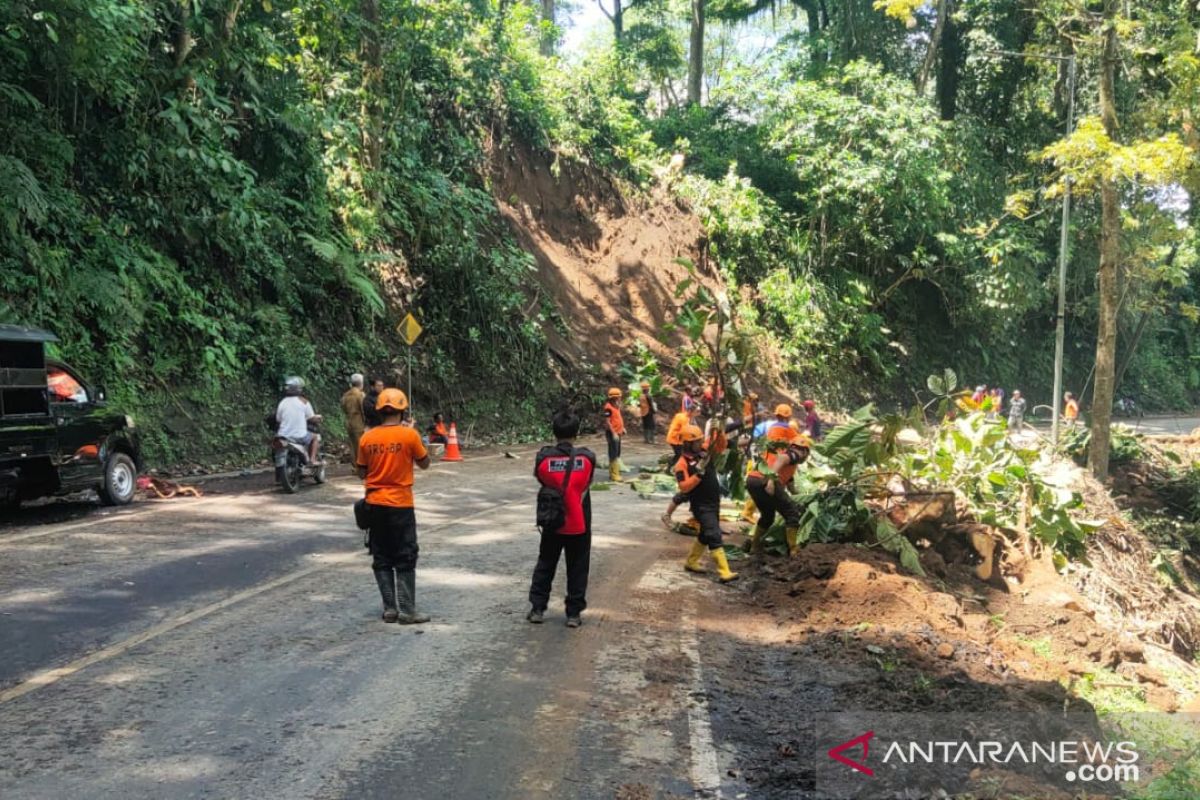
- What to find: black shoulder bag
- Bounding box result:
[354,488,378,550]
[535,447,576,535]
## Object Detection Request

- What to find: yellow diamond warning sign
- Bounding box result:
[398,312,423,346]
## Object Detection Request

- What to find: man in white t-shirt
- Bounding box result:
[275,377,322,467]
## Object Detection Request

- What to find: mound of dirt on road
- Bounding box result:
[488,141,725,380]
[703,542,1198,796]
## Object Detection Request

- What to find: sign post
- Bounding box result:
[397,312,423,419]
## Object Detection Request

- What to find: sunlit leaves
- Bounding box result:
[1036,117,1195,198]
[872,0,925,26]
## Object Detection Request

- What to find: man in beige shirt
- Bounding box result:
[340,373,367,459]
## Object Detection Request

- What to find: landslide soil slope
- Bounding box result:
[489,142,720,379]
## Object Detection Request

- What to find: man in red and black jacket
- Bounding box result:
[528,409,597,628]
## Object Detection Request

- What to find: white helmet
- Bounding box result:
[284,376,305,396]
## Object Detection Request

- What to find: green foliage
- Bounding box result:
[0,0,560,464]
[900,408,1100,562]
[1061,425,1145,468]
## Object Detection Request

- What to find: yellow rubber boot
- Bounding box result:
[740,497,758,524]
[711,547,739,583]
[785,527,800,557]
[684,539,708,573]
[609,462,622,483]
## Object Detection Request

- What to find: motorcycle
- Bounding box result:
[266,414,326,493]
[1114,396,1143,419]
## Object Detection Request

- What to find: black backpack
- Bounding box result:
[536,447,577,535]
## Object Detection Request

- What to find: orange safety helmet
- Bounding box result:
[607,387,623,399]
[376,388,409,412]
[680,424,705,443]
[774,403,793,419]
[793,431,814,449]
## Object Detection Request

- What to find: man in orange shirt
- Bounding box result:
[675,425,738,582]
[603,387,626,482]
[357,388,432,624]
[662,405,700,529]
[1064,392,1080,427]
[747,427,811,557]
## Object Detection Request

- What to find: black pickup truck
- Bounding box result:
[0,325,141,509]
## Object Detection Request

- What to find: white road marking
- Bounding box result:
[0,500,526,705]
[680,611,724,798]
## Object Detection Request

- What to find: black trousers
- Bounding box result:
[692,504,723,548]
[529,531,591,616]
[368,505,419,571]
[641,415,655,443]
[746,475,801,532]
[605,430,621,463]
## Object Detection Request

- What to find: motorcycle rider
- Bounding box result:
[275,377,322,482]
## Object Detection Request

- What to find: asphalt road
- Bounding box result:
[1023,413,1200,437]
[0,441,735,800]
[1121,415,1200,436]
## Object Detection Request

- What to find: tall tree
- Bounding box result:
[1088,0,1121,479]
[688,0,704,104]
[540,0,555,55]
[933,0,963,120]
[360,0,384,199]
[597,0,625,42]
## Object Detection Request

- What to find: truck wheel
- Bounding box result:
[100,453,138,506]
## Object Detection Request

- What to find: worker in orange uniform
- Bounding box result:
[746,426,812,557]
[662,404,700,529]
[1064,392,1080,427]
[742,392,760,428]
[666,406,695,460]
[638,381,657,444]
[357,389,432,624]
[603,387,626,482]
[674,425,738,582]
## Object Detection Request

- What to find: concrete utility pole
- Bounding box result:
[983,50,1076,444]
[1051,55,1076,445]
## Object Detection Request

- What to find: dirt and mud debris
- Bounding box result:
[694,533,1199,796]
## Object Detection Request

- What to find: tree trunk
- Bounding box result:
[1113,247,1176,392]
[360,0,384,197]
[174,0,195,90]
[598,0,623,43]
[540,0,555,55]
[222,0,244,42]
[687,0,704,105]
[1088,0,1121,480]
[935,0,963,120]
[916,0,947,95]
[798,0,824,67]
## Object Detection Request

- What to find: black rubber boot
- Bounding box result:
[274,466,285,484]
[373,568,398,623]
[395,569,431,625]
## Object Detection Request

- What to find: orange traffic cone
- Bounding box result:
[443,423,463,462]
